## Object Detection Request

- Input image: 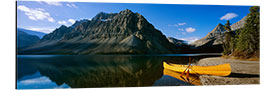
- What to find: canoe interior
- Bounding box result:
[163,62,231,76]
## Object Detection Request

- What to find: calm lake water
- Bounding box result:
[16,54,221,89]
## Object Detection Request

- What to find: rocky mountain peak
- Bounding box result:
[40,25,72,42]
[217,23,222,26]
[120,9,133,14]
[191,23,226,47]
[20,9,177,54]
[205,23,226,39]
[59,25,68,29]
[71,19,90,28]
[92,12,117,22]
[191,16,247,53]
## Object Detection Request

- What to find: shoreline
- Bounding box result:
[196,57,260,85]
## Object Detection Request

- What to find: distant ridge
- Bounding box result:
[17,28,47,39]
[17,30,40,48]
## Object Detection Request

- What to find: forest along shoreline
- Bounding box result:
[193,6,260,85]
[195,57,259,85]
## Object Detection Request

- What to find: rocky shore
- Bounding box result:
[196,57,260,85]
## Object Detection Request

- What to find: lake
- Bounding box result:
[16,54,221,89]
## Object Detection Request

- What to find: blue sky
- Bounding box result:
[17,1,251,43]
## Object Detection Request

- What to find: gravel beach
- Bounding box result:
[196,57,260,85]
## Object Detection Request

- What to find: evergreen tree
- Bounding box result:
[234,6,260,58]
[223,20,233,55]
[224,20,232,32]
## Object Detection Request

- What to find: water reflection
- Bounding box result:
[153,64,201,86]
[153,75,193,86]
[162,69,201,85]
[17,71,70,89]
[17,54,220,88]
[17,55,165,88]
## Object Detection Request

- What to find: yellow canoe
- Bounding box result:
[163,69,201,85]
[163,62,231,76]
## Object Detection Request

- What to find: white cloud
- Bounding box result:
[26,26,55,33]
[68,19,76,24]
[220,13,238,20]
[18,5,55,22]
[38,1,63,6]
[57,19,77,26]
[66,3,78,8]
[178,28,184,31]
[58,20,68,26]
[179,37,200,44]
[36,8,45,11]
[185,27,196,33]
[170,22,187,27]
[17,5,30,12]
[177,22,186,26]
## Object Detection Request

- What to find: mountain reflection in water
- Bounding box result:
[17,71,70,89]
[17,54,220,88]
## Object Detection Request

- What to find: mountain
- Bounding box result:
[192,23,226,47]
[190,16,247,53]
[17,30,40,48]
[190,23,225,53]
[167,37,188,47]
[167,37,193,53]
[19,9,177,55]
[40,25,73,42]
[231,16,247,31]
[17,28,46,39]
[70,19,90,28]
[39,19,91,43]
